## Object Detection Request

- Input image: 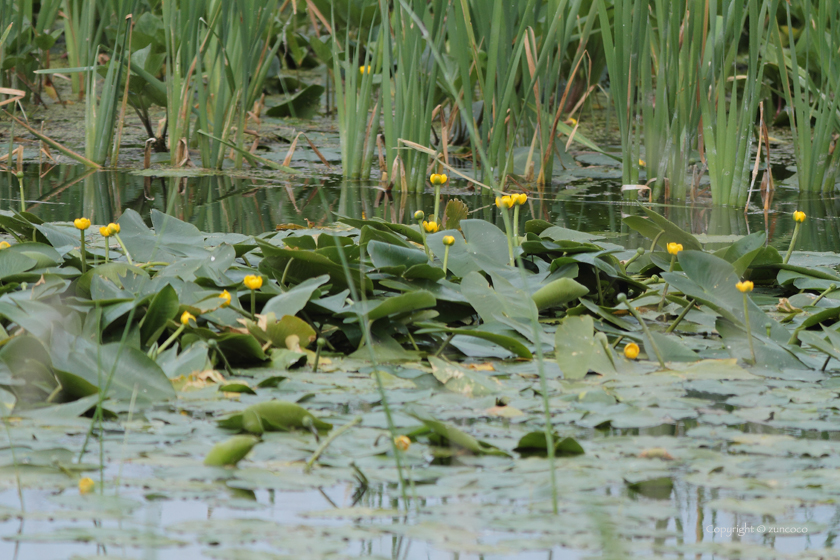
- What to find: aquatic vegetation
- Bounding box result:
[6,1,840,557]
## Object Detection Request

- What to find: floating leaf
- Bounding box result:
[407,412,509,455]
[219,401,332,435]
[514,432,585,456]
[532,278,589,310]
[554,315,596,379]
[204,435,260,466]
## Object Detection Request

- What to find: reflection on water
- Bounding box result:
[4,165,840,254]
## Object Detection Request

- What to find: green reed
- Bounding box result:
[161,0,208,166]
[332,5,381,180]
[197,0,282,169]
[700,0,779,207]
[598,0,647,186]
[771,0,840,195]
[378,0,443,191]
[642,0,705,200]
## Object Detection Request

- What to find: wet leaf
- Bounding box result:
[204,435,260,466]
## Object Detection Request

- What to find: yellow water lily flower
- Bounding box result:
[793,210,806,223]
[430,173,448,185]
[495,195,514,209]
[181,311,196,325]
[99,226,112,237]
[243,274,263,290]
[79,477,95,494]
[74,217,91,230]
[442,235,455,246]
[666,242,683,255]
[736,280,754,293]
[219,290,231,308]
[394,435,411,452]
[107,222,120,234]
[624,343,640,360]
[422,221,438,233]
[359,65,371,74]
[514,193,528,205]
[0,241,10,249]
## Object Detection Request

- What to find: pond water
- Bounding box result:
[2,163,840,560]
[6,163,840,253]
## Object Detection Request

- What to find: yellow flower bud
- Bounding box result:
[515,193,528,205]
[181,311,196,325]
[107,223,120,234]
[666,242,683,255]
[219,290,231,307]
[736,280,754,293]
[793,210,806,223]
[430,173,448,186]
[423,221,438,233]
[79,477,95,494]
[442,235,455,246]
[414,210,425,221]
[394,435,411,452]
[359,65,371,74]
[0,241,10,249]
[74,217,91,230]
[243,275,263,290]
[624,342,640,360]
[99,226,112,237]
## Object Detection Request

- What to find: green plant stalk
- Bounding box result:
[78,306,139,462]
[433,184,441,223]
[17,173,23,213]
[112,233,133,265]
[304,417,362,473]
[3,416,24,511]
[622,248,645,273]
[595,271,604,306]
[513,204,521,245]
[666,299,695,333]
[500,206,515,266]
[419,227,431,261]
[79,229,87,273]
[313,340,324,372]
[784,222,802,264]
[250,289,256,319]
[812,284,836,306]
[657,254,677,312]
[154,324,186,358]
[114,385,139,496]
[743,293,756,364]
[442,245,451,275]
[512,250,557,514]
[104,236,109,264]
[621,295,666,368]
